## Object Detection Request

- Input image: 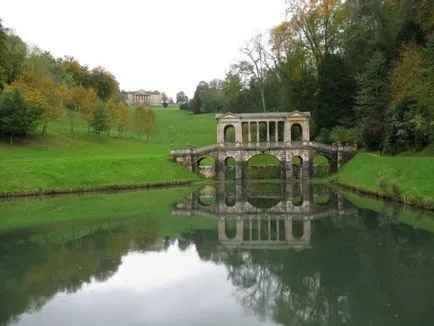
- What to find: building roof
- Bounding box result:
[216,111,311,120]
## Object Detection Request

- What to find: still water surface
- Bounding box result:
[1,182,434,326]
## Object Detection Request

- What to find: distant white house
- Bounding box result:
[125,90,163,106]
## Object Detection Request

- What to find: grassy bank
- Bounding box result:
[0,107,215,194]
[332,153,434,209]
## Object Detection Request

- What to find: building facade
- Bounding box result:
[125,90,163,106]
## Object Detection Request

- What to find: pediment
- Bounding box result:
[217,112,238,119]
[289,111,304,117]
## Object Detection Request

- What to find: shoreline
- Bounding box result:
[0,180,195,199]
[330,179,434,211]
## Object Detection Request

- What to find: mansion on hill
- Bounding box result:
[125,90,163,106]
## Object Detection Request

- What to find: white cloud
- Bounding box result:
[1,0,286,98]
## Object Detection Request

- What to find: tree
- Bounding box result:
[89,66,119,101]
[176,91,188,104]
[0,88,42,144]
[10,70,63,135]
[107,98,129,136]
[66,86,98,136]
[133,106,157,140]
[189,81,209,114]
[243,34,270,112]
[91,102,110,136]
[313,54,356,132]
[3,33,27,85]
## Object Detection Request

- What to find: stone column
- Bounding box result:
[302,219,311,241]
[275,121,278,143]
[235,122,243,145]
[218,218,227,241]
[303,121,310,141]
[248,122,251,144]
[276,218,280,241]
[236,217,244,241]
[284,121,291,143]
[266,121,270,143]
[235,160,243,180]
[256,122,260,143]
[302,160,312,179]
[215,158,225,181]
[216,123,225,144]
[257,219,261,240]
[285,218,293,241]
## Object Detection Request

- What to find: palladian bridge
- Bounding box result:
[171,111,358,179]
[172,183,358,250]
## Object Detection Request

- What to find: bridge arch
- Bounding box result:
[197,156,216,179]
[291,123,303,141]
[291,155,304,180]
[312,154,331,177]
[224,125,235,143]
[246,153,281,180]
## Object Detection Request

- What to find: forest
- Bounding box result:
[185,0,434,154]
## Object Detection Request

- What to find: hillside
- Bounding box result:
[0,107,216,194]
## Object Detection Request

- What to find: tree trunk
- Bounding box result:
[10,134,13,145]
[41,124,47,136]
[260,88,266,112]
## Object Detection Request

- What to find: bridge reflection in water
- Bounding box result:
[172,182,357,251]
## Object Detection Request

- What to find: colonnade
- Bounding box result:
[216,112,311,145]
[134,93,150,104]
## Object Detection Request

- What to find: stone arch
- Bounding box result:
[291,155,303,180]
[312,154,331,177]
[224,125,235,143]
[291,123,303,141]
[198,195,216,207]
[246,153,281,180]
[196,156,216,179]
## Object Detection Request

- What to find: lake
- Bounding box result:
[1,182,434,326]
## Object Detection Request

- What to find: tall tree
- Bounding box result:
[176,91,188,104]
[243,34,270,112]
[0,88,42,144]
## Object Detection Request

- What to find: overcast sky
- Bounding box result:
[1,0,287,98]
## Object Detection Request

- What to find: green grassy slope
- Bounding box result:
[333,153,434,204]
[0,107,215,193]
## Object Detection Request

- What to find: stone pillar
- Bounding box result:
[248,122,251,144]
[235,160,243,180]
[266,121,270,143]
[337,144,344,169]
[302,219,311,241]
[236,217,244,241]
[255,219,259,240]
[218,218,227,241]
[216,123,225,144]
[215,158,225,181]
[276,218,280,241]
[285,162,293,182]
[284,121,291,143]
[285,218,293,241]
[235,122,243,145]
[302,160,312,179]
[303,121,310,141]
[268,218,271,240]
[256,122,260,143]
[275,121,278,143]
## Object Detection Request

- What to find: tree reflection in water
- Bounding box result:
[174,182,434,326]
[1,182,434,326]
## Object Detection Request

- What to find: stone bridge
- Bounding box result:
[171,111,357,179]
[172,183,358,250]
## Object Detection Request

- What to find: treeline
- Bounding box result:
[0,19,157,143]
[184,0,434,153]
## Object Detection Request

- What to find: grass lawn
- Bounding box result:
[0,107,215,193]
[333,153,434,205]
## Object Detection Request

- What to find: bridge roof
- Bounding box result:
[216,111,311,120]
